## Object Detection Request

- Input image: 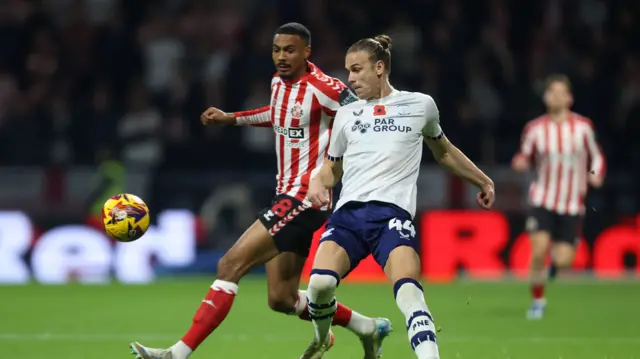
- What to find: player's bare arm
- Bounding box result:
[425,135,495,209]
[307,158,343,207]
[512,153,530,172]
[585,122,606,188]
[512,120,537,172]
[200,106,271,127]
[200,107,236,125]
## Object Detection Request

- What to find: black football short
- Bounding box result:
[258,194,329,256]
[526,207,583,245]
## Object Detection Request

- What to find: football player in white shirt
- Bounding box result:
[298,35,495,359]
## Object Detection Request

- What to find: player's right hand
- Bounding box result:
[200,107,235,125]
[306,180,329,208]
[476,183,495,210]
[511,153,530,172]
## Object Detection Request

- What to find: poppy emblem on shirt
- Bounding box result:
[291,102,304,119]
[373,105,386,116]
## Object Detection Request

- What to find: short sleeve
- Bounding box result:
[421,95,443,139]
[327,109,348,161]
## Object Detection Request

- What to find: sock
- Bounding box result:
[531,284,545,300]
[530,268,546,301]
[297,290,374,336]
[394,278,439,359]
[306,269,339,344]
[179,280,238,353]
[170,341,192,359]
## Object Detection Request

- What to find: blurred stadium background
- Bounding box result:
[1,0,640,358]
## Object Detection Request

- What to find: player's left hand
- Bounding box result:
[588,174,604,188]
[476,183,495,210]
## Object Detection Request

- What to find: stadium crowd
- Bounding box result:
[0,0,638,173]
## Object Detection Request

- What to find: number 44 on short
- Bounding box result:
[389,218,416,239]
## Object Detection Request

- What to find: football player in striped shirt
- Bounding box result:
[512,74,605,319]
[129,23,389,359]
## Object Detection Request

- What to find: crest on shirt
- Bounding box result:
[373,105,386,116]
[353,109,363,116]
[291,102,304,119]
[351,120,370,133]
[397,105,411,116]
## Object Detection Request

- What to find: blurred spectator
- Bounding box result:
[0,0,635,177]
[118,81,163,167]
[241,81,273,154]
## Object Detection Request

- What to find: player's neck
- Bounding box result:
[373,79,393,100]
[282,63,310,83]
[547,109,570,122]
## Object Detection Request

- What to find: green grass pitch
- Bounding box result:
[1,277,639,359]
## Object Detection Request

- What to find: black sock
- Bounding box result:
[548,264,558,281]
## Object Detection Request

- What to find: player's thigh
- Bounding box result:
[217,220,280,281]
[314,210,369,278]
[259,194,327,256]
[550,214,582,267]
[265,251,306,311]
[371,212,421,283]
[526,207,554,258]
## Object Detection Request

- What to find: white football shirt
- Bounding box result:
[327,88,442,218]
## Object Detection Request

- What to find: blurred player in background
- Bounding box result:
[130,23,389,359]
[300,34,495,359]
[512,74,605,319]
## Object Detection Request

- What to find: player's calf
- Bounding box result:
[394,279,439,359]
[306,269,340,344]
[268,288,301,314]
[140,221,281,359]
[385,248,439,359]
[529,231,551,302]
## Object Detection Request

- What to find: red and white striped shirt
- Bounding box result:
[518,112,606,215]
[234,62,347,210]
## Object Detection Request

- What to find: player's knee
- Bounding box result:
[307,269,340,297]
[267,291,297,313]
[552,244,575,268]
[385,246,421,283]
[530,242,548,261]
[553,253,574,268]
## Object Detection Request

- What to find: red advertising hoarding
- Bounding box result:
[0,209,638,284]
[302,211,640,281]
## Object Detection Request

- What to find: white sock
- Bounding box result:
[170,341,193,359]
[395,280,439,359]
[306,272,339,344]
[347,310,376,337]
[292,290,308,315]
[297,290,374,336]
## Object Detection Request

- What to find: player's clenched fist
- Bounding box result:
[200,107,235,125]
[306,179,329,208]
[476,183,495,210]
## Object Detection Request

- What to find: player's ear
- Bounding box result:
[375,60,384,76]
[304,45,311,60]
